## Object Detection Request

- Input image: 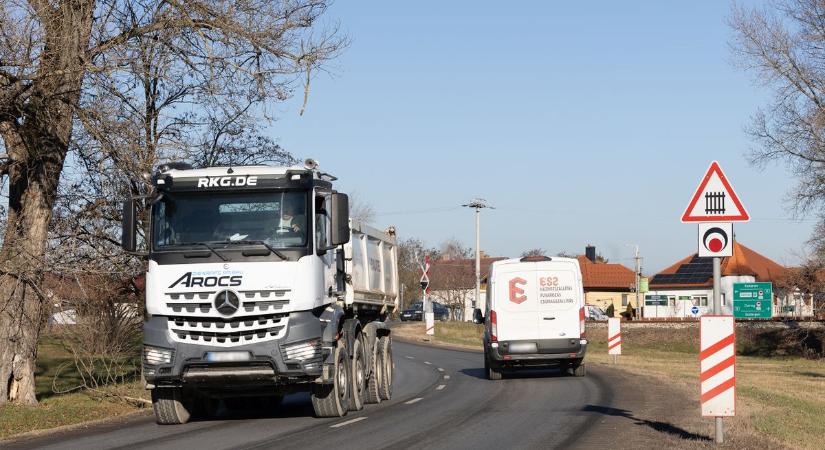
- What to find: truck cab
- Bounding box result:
[476,256,587,379]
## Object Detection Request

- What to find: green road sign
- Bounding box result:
[733,282,772,319]
[645,294,668,306]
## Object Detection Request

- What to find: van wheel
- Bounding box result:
[571,363,586,377]
[311,345,350,417]
[366,338,382,404]
[152,387,193,425]
[378,336,393,400]
[484,351,502,380]
[349,336,368,411]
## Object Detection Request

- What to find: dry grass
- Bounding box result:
[587,327,825,450]
[0,335,148,441]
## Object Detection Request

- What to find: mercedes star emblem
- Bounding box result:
[214,290,240,316]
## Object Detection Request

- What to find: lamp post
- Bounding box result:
[462,198,493,318]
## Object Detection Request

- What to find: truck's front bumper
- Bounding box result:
[142,311,325,388]
[486,338,588,368]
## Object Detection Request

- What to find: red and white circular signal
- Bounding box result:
[698,223,733,257]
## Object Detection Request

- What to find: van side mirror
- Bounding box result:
[121,199,138,252]
[473,308,484,324]
[330,193,350,246]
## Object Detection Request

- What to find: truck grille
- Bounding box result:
[164,289,291,316]
[168,313,288,347]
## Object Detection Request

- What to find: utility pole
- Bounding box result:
[462,198,493,318]
[634,246,641,320]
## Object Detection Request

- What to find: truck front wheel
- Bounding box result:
[311,345,351,418]
[152,387,193,425]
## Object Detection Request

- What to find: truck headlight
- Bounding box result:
[144,345,174,366]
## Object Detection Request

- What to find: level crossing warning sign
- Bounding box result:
[682,161,749,223]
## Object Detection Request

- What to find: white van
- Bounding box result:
[474,256,587,380]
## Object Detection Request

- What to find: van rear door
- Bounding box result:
[493,263,539,341]
[534,262,582,340]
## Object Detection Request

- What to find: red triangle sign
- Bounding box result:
[681,161,749,222]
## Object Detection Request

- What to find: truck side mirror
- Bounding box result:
[121,199,138,252]
[473,308,484,324]
[330,193,350,246]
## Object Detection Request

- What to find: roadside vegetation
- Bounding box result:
[0,336,147,440]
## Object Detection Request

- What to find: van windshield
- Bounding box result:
[152,191,308,250]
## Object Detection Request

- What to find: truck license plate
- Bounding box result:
[508,342,538,354]
[205,351,252,362]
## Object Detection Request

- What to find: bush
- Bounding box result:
[605,304,615,318]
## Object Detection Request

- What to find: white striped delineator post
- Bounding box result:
[700,315,736,442]
[607,318,621,364]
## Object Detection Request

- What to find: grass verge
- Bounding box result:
[0,336,148,441]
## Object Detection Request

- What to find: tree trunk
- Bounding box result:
[0,0,95,405]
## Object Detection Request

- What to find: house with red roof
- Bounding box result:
[428,256,508,320]
[576,246,641,317]
[646,241,794,318]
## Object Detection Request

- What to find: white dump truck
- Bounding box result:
[122,160,398,424]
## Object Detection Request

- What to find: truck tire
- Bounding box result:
[378,336,393,400]
[366,338,382,404]
[572,363,586,377]
[311,345,350,418]
[484,351,502,380]
[152,388,193,425]
[349,336,368,411]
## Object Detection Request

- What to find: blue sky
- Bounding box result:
[270,0,817,273]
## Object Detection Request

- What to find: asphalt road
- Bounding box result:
[7,341,626,450]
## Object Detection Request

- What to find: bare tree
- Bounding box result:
[729,0,825,249]
[430,259,474,321]
[521,248,546,257]
[397,238,440,310]
[0,0,344,405]
[349,191,376,224]
[440,237,471,261]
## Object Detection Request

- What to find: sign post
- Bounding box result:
[607,318,621,364]
[420,256,434,336]
[682,161,749,444]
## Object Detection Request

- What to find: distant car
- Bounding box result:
[400,301,450,321]
[585,304,608,321]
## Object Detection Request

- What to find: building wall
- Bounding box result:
[584,291,636,317]
[643,275,801,318]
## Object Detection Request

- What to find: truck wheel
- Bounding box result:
[378,336,393,400]
[152,388,193,425]
[311,345,351,418]
[485,351,502,380]
[366,339,382,404]
[349,336,368,411]
[572,363,586,377]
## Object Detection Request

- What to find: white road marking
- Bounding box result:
[405,398,423,405]
[330,417,367,428]
[424,361,432,365]
[444,375,450,380]
[405,356,414,359]
[436,384,446,391]
[437,368,445,372]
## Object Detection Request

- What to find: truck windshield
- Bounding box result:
[152,191,309,250]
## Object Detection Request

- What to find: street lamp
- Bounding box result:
[462,198,493,319]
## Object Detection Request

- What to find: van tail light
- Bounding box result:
[490,310,498,342]
[579,307,586,338]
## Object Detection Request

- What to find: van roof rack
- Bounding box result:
[520,255,552,262]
